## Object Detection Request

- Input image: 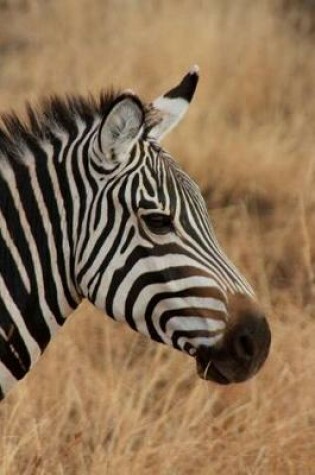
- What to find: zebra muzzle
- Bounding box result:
[196,355,231,385]
[195,347,231,385]
[195,309,271,385]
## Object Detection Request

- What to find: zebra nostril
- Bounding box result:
[233,331,256,361]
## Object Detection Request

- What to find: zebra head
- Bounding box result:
[80,67,271,385]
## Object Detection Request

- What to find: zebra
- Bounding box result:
[0,66,271,399]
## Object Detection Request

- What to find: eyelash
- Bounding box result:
[142,213,174,235]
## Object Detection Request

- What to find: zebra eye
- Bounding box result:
[142,213,173,235]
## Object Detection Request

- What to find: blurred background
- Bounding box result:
[0,0,314,473]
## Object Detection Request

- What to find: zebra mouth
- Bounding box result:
[202,362,230,385]
[196,353,231,385]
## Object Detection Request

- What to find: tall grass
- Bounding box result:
[0,1,314,473]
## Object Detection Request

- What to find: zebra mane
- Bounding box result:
[0,90,159,158]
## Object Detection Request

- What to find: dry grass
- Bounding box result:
[0,1,315,473]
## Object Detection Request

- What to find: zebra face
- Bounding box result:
[84,67,271,385]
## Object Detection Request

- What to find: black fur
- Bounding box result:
[0,90,160,159]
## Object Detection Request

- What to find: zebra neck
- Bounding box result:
[0,135,84,396]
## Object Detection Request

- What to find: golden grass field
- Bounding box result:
[0,0,314,473]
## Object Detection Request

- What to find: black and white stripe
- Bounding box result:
[0,67,255,398]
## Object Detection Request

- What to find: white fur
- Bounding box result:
[149,96,189,141]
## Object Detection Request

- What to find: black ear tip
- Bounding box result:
[188,64,200,77]
[165,66,200,102]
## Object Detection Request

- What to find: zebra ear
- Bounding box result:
[98,94,145,161]
[148,65,199,141]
